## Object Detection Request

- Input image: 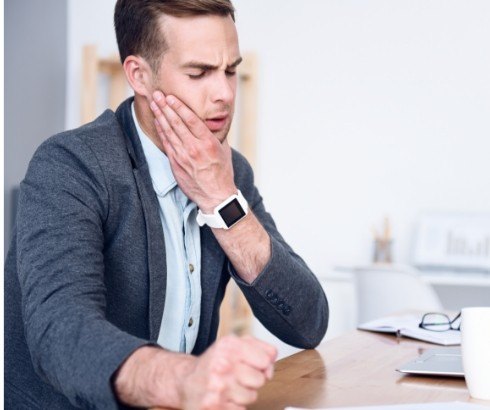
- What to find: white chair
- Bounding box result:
[354,265,443,324]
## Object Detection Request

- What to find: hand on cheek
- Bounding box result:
[150,90,237,213]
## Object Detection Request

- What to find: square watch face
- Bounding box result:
[218,198,246,227]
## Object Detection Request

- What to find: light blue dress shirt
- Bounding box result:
[132,103,202,353]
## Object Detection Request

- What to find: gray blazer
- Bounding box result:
[4,98,329,409]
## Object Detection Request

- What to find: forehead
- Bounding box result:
[159,14,240,64]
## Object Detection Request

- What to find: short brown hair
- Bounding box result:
[114,0,235,72]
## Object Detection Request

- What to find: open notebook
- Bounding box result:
[358,314,461,345]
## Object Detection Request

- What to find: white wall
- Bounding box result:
[66,0,490,278]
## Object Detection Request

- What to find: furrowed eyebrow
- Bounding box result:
[228,57,243,68]
[181,56,243,71]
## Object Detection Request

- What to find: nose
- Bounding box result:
[209,71,235,106]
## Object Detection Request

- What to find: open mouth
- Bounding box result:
[205,115,228,132]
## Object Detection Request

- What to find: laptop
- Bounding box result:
[397,347,464,377]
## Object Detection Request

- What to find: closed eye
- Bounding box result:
[182,57,242,80]
[188,71,206,80]
[188,70,236,80]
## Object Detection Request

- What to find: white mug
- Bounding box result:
[461,307,490,401]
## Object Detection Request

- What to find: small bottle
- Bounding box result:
[373,238,393,264]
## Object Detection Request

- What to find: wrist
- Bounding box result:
[176,355,198,407]
[113,346,196,408]
[153,351,196,408]
[114,346,161,407]
[198,187,238,214]
[197,190,249,230]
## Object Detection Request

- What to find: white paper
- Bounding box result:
[286,401,490,410]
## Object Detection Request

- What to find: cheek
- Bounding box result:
[161,79,206,118]
[172,83,208,119]
[230,76,238,92]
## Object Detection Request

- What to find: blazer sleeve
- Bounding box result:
[16,134,149,409]
[228,151,329,349]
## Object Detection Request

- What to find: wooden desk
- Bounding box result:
[250,330,490,409]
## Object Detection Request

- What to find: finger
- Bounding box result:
[235,337,277,373]
[153,119,177,157]
[225,381,259,407]
[222,138,231,148]
[218,336,275,372]
[234,362,267,389]
[202,392,245,410]
[155,119,192,178]
[237,346,275,373]
[265,363,275,380]
[224,405,246,410]
[153,91,194,145]
[212,353,270,386]
[161,103,196,146]
[150,99,184,151]
[151,89,166,106]
[165,94,211,139]
[166,146,189,177]
[221,138,233,157]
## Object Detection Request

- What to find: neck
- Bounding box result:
[133,94,166,153]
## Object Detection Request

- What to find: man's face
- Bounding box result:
[152,14,241,143]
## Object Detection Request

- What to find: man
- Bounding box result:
[4,0,329,408]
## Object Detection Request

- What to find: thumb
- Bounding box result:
[222,138,232,155]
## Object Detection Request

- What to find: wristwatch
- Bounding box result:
[196,190,249,229]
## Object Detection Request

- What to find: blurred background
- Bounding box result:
[5,0,490,357]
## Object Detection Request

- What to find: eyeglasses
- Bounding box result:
[419,312,461,332]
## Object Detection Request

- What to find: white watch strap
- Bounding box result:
[196,190,248,229]
[196,210,227,229]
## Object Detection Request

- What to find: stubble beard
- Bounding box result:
[219,104,235,143]
[215,121,232,143]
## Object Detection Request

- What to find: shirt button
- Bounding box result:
[189,264,195,273]
[188,317,194,327]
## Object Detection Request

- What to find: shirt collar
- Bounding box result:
[131,102,177,196]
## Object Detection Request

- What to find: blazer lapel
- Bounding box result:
[115,98,167,341]
[194,225,226,352]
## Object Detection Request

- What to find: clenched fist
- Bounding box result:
[180,335,277,409]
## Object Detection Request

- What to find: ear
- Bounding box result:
[122,55,153,99]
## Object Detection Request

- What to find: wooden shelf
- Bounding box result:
[81,45,129,124]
